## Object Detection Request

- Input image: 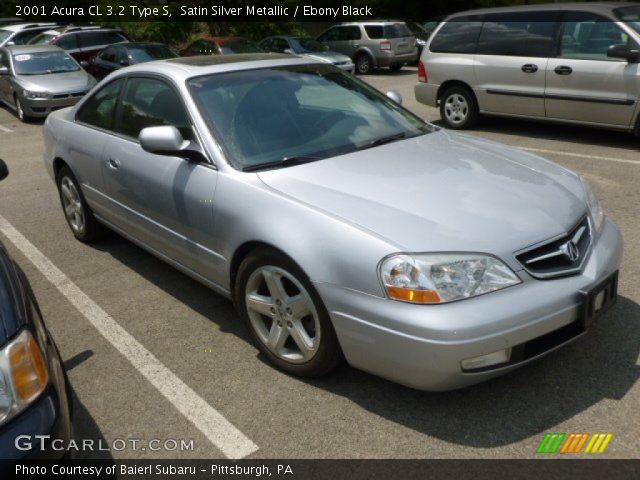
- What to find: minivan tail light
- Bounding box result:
[418,60,428,83]
[380,40,391,50]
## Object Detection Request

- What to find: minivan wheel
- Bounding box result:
[236,248,342,377]
[440,86,479,129]
[355,53,373,75]
[56,166,105,243]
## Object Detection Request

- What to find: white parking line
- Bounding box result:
[521,147,640,166]
[0,125,12,133]
[0,214,258,460]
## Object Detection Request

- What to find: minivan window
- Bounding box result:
[429,15,483,54]
[476,11,559,57]
[614,6,640,35]
[560,12,632,60]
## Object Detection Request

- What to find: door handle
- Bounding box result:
[521,64,538,73]
[554,65,573,75]
[107,158,120,169]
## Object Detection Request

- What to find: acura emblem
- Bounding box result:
[560,241,579,262]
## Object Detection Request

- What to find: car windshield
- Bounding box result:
[615,6,640,35]
[0,29,12,44]
[219,40,262,54]
[128,45,177,63]
[28,33,56,45]
[12,50,79,75]
[188,64,433,170]
[290,37,326,53]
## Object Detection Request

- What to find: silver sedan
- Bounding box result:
[42,54,622,390]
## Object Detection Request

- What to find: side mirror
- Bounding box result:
[6,41,15,46]
[607,44,640,62]
[0,66,8,76]
[386,90,403,105]
[139,126,206,163]
[0,159,8,181]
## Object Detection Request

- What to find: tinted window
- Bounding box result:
[98,46,117,62]
[560,11,634,60]
[477,12,559,57]
[56,33,78,50]
[117,77,191,139]
[270,38,289,52]
[342,26,361,41]
[383,24,413,39]
[113,47,128,64]
[76,78,123,130]
[430,15,483,54]
[127,45,176,63]
[319,27,340,42]
[365,25,384,39]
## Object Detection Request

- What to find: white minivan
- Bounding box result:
[415,3,640,134]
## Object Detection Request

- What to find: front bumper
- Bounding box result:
[20,95,83,118]
[316,217,623,391]
[0,387,71,459]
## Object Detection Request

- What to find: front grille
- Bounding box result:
[515,216,592,279]
[52,91,85,99]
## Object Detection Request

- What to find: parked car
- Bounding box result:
[88,42,177,80]
[259,36,354,72]
[415,3,640,133]
[405,21,431,59]
[317,22,417,74]
[28,26,130,63]
[0,159,73,459]
[180,37,262,56]
[0,23,59,48]
[42,54,621,391]
[0,45,96,121]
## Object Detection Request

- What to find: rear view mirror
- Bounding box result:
[386,90,403,105]
[0,159,9,181]
[607,44,640,62]
[139,126,206,163]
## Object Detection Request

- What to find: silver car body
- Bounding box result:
[0,45,96,118]
[42,55,622,390]
[318,22,418,69]
[415,2,640,133]
[259,36,355,72]
[0,23,58,48]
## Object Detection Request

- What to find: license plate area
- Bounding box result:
[580,270,618,330]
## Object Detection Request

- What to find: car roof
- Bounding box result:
[447,1,638,18]
[0,22,58,32]
[4,44,65,54]
[114,53,322,80]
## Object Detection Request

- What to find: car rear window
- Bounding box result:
[430,15,483,54]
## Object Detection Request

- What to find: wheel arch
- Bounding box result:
[437,80,477,105]
[53,157,71,181]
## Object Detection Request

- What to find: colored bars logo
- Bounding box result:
[536,433,613,454]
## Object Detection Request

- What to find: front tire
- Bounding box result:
[236,248,342,377]
[439,86,479,129]
[14,95,30,122]
[56,166,105,243]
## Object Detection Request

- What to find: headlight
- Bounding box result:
[23,90,49,99]
[580,176,604,234]
[0,330,48,425]
[380,253,521,304]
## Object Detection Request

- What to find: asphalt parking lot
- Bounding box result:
[0,65,638,460]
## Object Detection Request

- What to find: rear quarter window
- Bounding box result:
[430,15,483,54]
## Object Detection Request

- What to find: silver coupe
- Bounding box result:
[42,54,622,390]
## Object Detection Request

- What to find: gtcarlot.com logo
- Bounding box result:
[536,433,613,454]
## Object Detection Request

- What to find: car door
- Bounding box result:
[70,78,125,215]
[545,11,639,127]
[102,75,219,279]
[474,11,560,117]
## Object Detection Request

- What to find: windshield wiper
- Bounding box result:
[242,155,323,172]
[356,132,408,151]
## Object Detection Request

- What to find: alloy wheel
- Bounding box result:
[245,265,321,364]
[443,93,469,126]
[60,176,85,234]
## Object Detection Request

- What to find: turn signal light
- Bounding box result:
[418,60,428,83]
[9,332,48,404]
[386,286,441,304]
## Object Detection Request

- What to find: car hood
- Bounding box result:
[257,131,587,267]
[15,70,93,94]
[301,51,352,64]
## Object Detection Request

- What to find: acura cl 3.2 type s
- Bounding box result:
[42,54,622,391]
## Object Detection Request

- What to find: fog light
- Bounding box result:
[461,348,511,371]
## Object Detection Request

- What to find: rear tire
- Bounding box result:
[235,248,342,377]
[439,86,479,129]
[355,53,373,75]
[56,166,106,243]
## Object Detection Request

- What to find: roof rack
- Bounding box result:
[63,25,102,32]
[17,22,57,28]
